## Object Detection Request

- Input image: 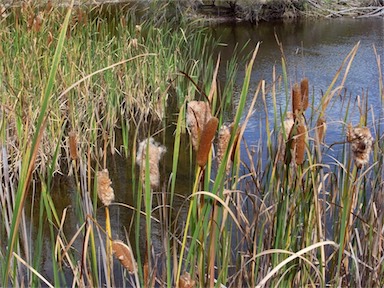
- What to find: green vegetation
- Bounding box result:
[0,2,383,287]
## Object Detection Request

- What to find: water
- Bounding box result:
[209,18,384,156]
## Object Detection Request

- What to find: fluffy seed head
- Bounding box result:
[217,124,231,167]
[97,169,114,206]
[346,124,373,168]
[136,137,166,189]
[179,272,196,288]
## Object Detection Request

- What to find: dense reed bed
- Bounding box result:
[0,2,383,287]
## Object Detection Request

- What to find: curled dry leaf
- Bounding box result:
[112,240,137,273]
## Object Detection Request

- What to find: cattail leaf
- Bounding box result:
[197,117,218,168]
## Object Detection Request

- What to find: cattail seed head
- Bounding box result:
[294,122,307,165]
[292,83,302,118]
[217,124,231,167]
[346,124,373,168]
[68,131,78,161]
[179,272,196,288]
[197,117,218,168]
[278,112,294,162]
[300,78,309,111]
[315,117,326,143]
[112,240,137,273]
[136,137,166,189]
[97,169,114,207]
[186,101,211,151]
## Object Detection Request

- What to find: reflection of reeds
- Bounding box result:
[136,137,166,189]
[197,117,218,168]
[186,101,211,151]
[346,123,373,168]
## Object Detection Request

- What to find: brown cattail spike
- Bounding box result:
[292,83,302,119]
[112,240,137,273]
[68,131,78,161]
[300,78,309,111]
[197,117,219,168]
[136,137,166,189]
[186,101,212,151]
[97,169,114,206]
[346,124,373,168]
[295,122,307,165]
[315,117,326,143]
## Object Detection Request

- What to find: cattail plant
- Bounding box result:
[97,169,115,206]
[217,124,232,169]
[179,272,196,288]
[300,78,309,111]
[186,101,212,151]
[97,169,115,283]
[346,123,373,168]
[136,137,166,190]
[197,117,218,168]
[292,118,307,165]
[315,117,327,143]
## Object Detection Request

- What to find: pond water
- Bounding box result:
[210,18,384,159]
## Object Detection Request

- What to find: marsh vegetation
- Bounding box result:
[0,1,383,287]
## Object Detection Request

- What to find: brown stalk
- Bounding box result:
[197,117,219,168]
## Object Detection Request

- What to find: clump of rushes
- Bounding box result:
[179,272,196,288]
[136,137,167,189]
[112,240,137,273]
[197,117,219,168]
[97,169,115,206]
[346,123,374,168]
[186,101,212,151]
